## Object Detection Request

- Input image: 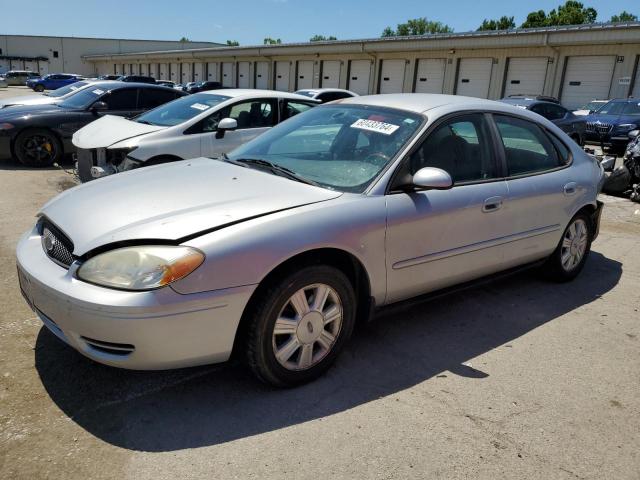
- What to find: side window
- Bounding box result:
[59,75,72,80]
[227,99,277,128]
[283,100,314,120]
[494,115,562,176]
[547,104,567,120]
[408,113,497,183]
[101,89,138,110]
[138,88,178,109]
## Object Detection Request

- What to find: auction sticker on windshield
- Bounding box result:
[190,103,210,111]
[351,118,400,135]
[92,89,105,95]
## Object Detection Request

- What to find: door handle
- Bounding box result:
[563,182,577,196]
[482,196,504,213]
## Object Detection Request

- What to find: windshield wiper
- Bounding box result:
[227,157,320,187]
[136,120,155,125]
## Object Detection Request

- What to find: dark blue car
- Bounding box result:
[584,99,640,151]
[26,73,84,92]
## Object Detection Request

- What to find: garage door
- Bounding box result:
[275,61,290,91]
[159,64,168,80]
[222,62,234,87]
[561,56,616,109]
[193,63,204,82]
[149,63,158,79]
[24,61,38,74]
[170,63,179,82]
[237,62,251,88]
[321,61,341,88]
[207,62,219,81]
[296,61,314,90]
[414,58,446,94]
[347,60,371,95]
[379,59,407,94]
[181,63,193,83]
[503,57,549,98]
[255,62,269,89]
[456,58,493,98]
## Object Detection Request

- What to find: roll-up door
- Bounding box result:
[159,63,168,80]
[414,58,446,94]
[222,62,234,87]
[170,63,179,82]
[24,60,37,73]
[149,64,158,79]
[181,63,192,83]
[321,61,341,88]
[237,61,251,88]
[140,64,149,76]
[503,57,549,97]
[379,59,407,94]
[296,61,314,90]
[275,61,290,91]
[456,58,493,98]
[560,56,616,109]
[348,60,371,95]
[193,63,204,82]
[207,62,219,81]
[255,61,269,89]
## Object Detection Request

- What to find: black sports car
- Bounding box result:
[0,81,186,167]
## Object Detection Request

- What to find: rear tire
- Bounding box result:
[542,212,592,282]
[245,265,356,387]
[34,84,45,92]
[14,129,62,167]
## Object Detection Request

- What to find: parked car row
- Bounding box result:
[12,88,605,386]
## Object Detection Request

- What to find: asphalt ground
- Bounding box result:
[0,86,639,479]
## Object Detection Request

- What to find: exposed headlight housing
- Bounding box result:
[77,245,204,291]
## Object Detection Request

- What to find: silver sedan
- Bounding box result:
[16,94,604,386]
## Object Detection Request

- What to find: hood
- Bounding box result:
[0,94,57,109]
[72,115,166,149]
[0,103,68,119]
[585,113,638,125]
[40,158,342,256]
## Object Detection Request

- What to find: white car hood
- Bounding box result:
[72,115,166,149]
[39,158,342,256]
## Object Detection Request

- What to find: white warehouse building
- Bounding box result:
[84,22,640,109]
[0,35,222,76]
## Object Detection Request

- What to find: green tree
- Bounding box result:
[226,40,239,46]
[310,35,337,42]
[179,36,190,42]
[610,11,638,22]
[263,37,282,45]
[477,16,516,31]
[521,1,597,28]
[381,17,453,37]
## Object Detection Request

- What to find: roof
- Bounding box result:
[337,93,511,113]
[197,89,319,101]
[499,98,556,107]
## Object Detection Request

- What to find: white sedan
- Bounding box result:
[73,89,319,181]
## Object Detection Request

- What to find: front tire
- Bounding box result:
[14,129,62,167]
[245,265,356,387]
[543,212,592,282]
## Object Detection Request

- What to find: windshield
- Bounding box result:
[135,93,230,126]
[295,90,316,98]
[58,86,110,109]
[227,105,423,193]
[45,81,89,98]
[579,101,605,112]
[597,101,640,116]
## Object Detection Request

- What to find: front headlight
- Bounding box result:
[618,124,637,132]
[77,245,204,291]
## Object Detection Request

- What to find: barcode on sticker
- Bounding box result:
[190,103,210,111]
[92,89,104,95]
[351,118,399,135]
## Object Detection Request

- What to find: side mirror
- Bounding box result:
[412,167,453,190]
[217,117,237,131]
[91,101,108,112]
[628,129,639,140]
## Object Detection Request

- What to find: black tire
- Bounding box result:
[14,128,62,167]
[245,265,356,387]
[542,211,592,282]
[34,84,45,92]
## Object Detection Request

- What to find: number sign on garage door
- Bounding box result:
[560,56,616,110]
[255,62,269,89]
[348,60,371,95]
[321,61,341,88]
[237,62,251,88]
[275,61,290,91]
[456,58,493,98]
[296,61,314,90]
[379,59,406,94]
[414,59,446,94]
[222,62,234,87]
[503,57,549,97]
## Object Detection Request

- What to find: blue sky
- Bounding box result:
[0,0,634,45]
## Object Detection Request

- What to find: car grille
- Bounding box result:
[586,122,614,135]
[39,219,75,268]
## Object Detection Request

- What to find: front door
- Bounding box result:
[385,113,509,303]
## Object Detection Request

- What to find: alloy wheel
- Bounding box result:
[20,134,57,164]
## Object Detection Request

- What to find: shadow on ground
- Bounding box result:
[35,252,621,452]
[0,155,74,171]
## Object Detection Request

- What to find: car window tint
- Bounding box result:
[494,115,561,175]
[549,134,571,165]
[102,89,138,110]
[138,88,179,109]
[409,113,497,183]
[227,99,276,128]
[284,101,314,119]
